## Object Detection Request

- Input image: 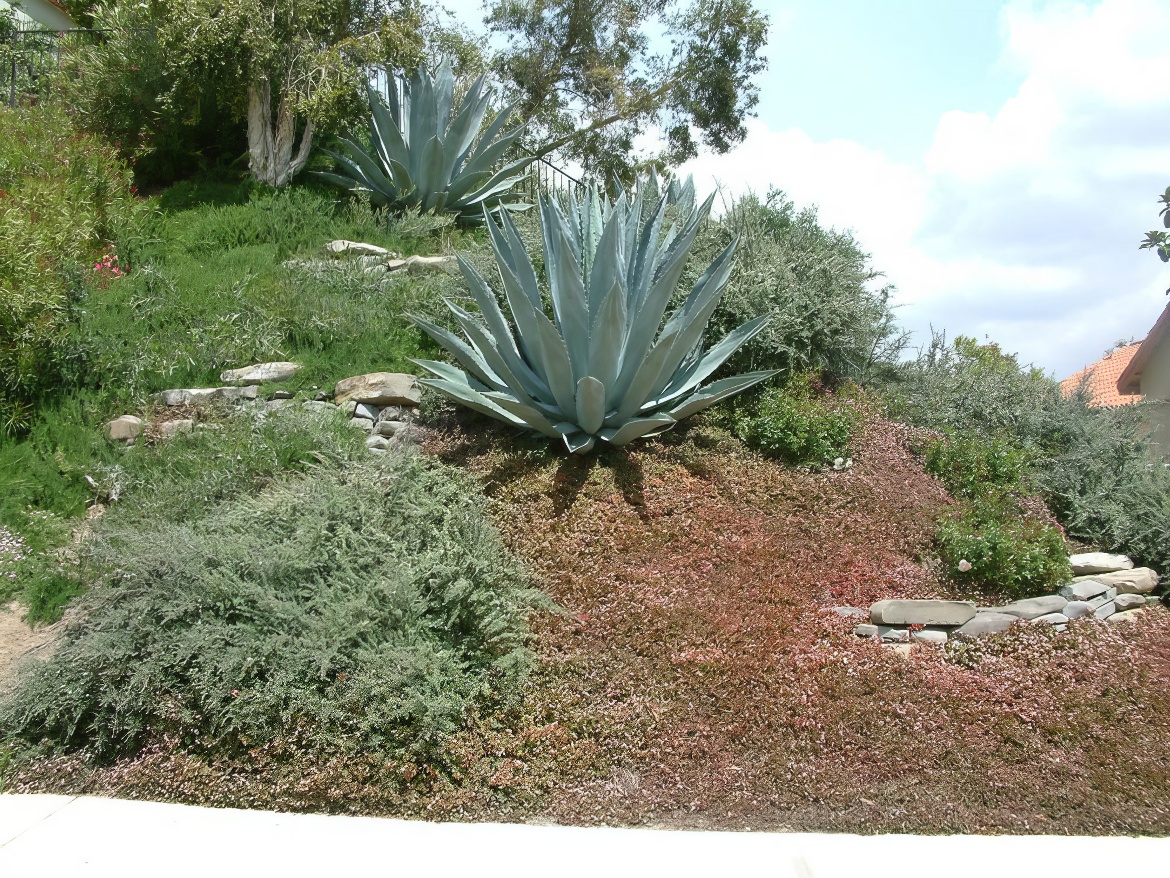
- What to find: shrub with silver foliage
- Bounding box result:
[316,59,536,219]
[410,185,778,453]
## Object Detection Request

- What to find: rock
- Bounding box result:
[832,607,869,620]
[1059,580,1111,601]
[366,435,390,451]
[1078,568,1160,595]
[1088,592,1116,610]
[347,418,374,432]
[342,400,358,417]
[1031,613,1069,626]
[884,643,914,657]
[1114,593,1146,612]
[374,420,403,437]
[271,390,294,400]
[302,400,339,413]
[879,627,910,643]
[383,254,458,275]
[334,372,421,407]
[325,239,391,256]
[911,629,947,645]
[1069,552,1133,575]
[220,362,301,385]
[1001,595,1068,620]
[314,391,330,402]
[977,606,1007,614]
[1053,624,1068,633]
[153,386,258,406]
[265,399,294,412]
[1093,601,1117,620]
[1108,609,1144,624]
[870,600,976,627]
[376,405,416,424]
[853,624,879,638]
[354,403,380,421]
[1063,600,1093,619]
[107,415,143,442]
[1147,596,1163,606]
[954,612,1020,638]
[157,419,193,439]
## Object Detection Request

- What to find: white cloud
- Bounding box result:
[679,0,1170,378]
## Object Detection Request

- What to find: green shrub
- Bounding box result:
[934,494,1071,598]
[922,432,1033,501]
[733,374,862,466]
[1,453,543,761]
[694,190,908,383]
[0,105,143,435]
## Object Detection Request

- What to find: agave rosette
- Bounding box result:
[316,59,536,219]
[410,184,778,452]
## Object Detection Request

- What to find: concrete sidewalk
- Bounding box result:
[1,794,1167,877]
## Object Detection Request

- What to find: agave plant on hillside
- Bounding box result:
[409,185,779,453]
[315,59,536,220]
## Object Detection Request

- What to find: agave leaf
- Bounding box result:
[411,358,491,392]
[433,58,455,138]
[550,225,591,376]
[652,315,771,407]
[665,371,779,421]
[560,430,596,454]
[530,310,578,417]
[409,313,506,392]
[483,392,562,438]
[598,413,676,446]
[420,378,527,427]
[588,279,627,393]
[575,376,607,435]
[309,170,362,193]
[367,86,410,170]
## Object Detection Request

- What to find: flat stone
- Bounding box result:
[366,435,390,451]
[157,419,193,439]
[1108,609,1145,624]
[1094,601,1117,620]
[878,627,910,643]
[343,400,358,417]
[832,607,869,620]
[1114,593,1146,612]
[325,239,391,256]
[1069,552,1133,575]
[302,401,339,413]
[1059,580,1110,601]
[853,624,879,639]
[354,403,380,421]
[870,600,976,627]
[1088,592,1115,610]
[271,390,294,400]
[153,386,258,406]
[1031,612,1069,626]
[1053,624,1068,633]
[106,415,143,442]
[911,629,947,645]
[977,606,1007,614]
[1079,568,1160,595]
[1001,595,1068,620]
[954,612,1019,638]
[220,362,301,385]
[334,372,421,407]
[375,420,403,437]
[347,418,374,432]
[1063,600,1093,619]
[883,643,914,657]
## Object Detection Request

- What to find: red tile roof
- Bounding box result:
[1060,342,1144,407]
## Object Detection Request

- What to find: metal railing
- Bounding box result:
[1,26,100,108]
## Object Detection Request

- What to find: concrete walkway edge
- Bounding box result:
[1,794,1167,877]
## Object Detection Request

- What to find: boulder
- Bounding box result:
[954,612,1019,638]
[870,600,976,627]
[853,624,879,639]
[1113,593,1146,613]
[1093,600,1117,620]
[334,372,421,407]
[1088,591,1116,610]
[1001,595,1068,620]
[366,435,390,451]
[1059,580,1110,601]
[1030,613,1069,626]
[157,419,193,439]
[911,629,947,645]
[219,362,301,385]
[1076,568,1159,595]
[153,387,258,406]
[107,415,143,442]
[1068,552,1133,575]
[1108,609,1145,624]
[1063,600,1093,620]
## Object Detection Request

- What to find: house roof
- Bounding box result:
[1060,342,1144,407]
[1117,301,1170,396]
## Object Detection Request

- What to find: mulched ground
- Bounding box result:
[10,410,1170,834]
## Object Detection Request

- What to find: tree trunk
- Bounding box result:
[247,77,315,187]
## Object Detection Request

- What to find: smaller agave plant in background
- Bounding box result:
[315,59,536,220]
[409,184,779,453]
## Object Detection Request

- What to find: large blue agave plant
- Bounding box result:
[316,59,536,219]
[410,184,778,453]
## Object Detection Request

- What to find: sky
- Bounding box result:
[442,0,1170,379]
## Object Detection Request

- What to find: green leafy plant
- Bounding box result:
[922,431,1033,501]
[733,373,861,465]
[411,185,777,453]
[317,59,536,220]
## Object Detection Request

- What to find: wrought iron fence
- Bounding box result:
[1,25,99,108]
